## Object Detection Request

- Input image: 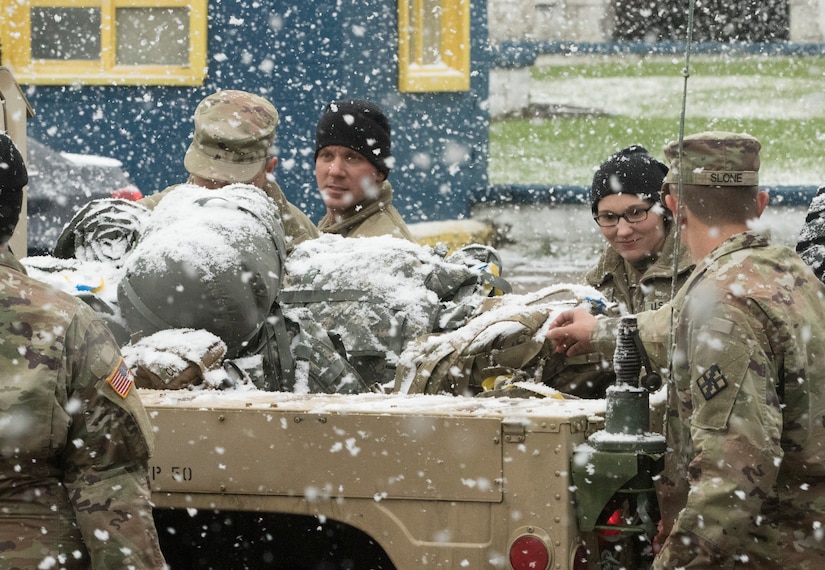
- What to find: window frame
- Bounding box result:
[398,0,471,92]
[1,0,207,86]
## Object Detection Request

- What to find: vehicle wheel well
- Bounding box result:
[154,507,396,569]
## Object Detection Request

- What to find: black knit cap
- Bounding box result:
[590,145,668,214]
[0,133,28,244]
[315,99,392,177]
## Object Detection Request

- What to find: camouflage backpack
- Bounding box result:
[393,284,614,398]
[279,234,511,389]
[116,184,367,394]
[797,183,825,282]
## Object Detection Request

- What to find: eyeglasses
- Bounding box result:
[593,204,655,227]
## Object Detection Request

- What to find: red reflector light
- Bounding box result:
[599,508,623,537]
[509,535,549,570]
[111,185,143,201]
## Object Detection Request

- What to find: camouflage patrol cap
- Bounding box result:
[663,131,760,188]
[184,90,279,184]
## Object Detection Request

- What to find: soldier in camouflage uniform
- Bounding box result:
[650,131,825,567]
[141,89,319,253]
[538,146,693,398]
[587,145,694,314]
[553,146,695,397]
[548,132,825,566]
[56,89,318,258]
[0,133,166,568]
[314,99,415,241]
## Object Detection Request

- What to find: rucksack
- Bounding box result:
[240,305,368,394]
[53,198,151,265]
[797,184,825,282]
[116,184,367,394]
[279,234,511,388]
[393,284,613,398]
[117,184,285,358]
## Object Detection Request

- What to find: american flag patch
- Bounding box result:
[106,358,134,399]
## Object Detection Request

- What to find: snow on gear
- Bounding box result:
[53,198,151,264]
[280,234,511,388]
[797,184,825,282]
[393,284,611,397]
[242,305,369,394]
[443,244,511,298]
[123,328,228,390]
[117,183,286,359]
[115,183,366,395]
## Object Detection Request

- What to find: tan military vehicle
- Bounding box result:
[143,390,610,569]
[3,68,662,570]
[142,337,665,570]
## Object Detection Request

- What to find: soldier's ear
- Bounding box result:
[756,190,769,217]
[265,157,279,173]
[664,193,678,213]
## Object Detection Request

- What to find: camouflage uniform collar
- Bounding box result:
[318,180,394,234]
[0,245,26,274]
[699,230,771,267]
[647,223,694,279]
[681,230,771,295]
[585,222,691,286]
[262,178,293,215]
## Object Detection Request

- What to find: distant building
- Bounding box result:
[487,0,825,117]
[0,1,491,224]
[488,0,825,44]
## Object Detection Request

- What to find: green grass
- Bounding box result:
[490,54,825,187]
[530,54,825,80]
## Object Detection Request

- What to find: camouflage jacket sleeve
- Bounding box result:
[654,300,783,568]
[62,302,166,568]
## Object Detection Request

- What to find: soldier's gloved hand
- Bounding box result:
[122,328,227,390]
[53,198,151,265]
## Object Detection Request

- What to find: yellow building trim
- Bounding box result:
[398,0,471,92]
[0,0,207,86]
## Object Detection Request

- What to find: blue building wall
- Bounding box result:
[22,1,490,223]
